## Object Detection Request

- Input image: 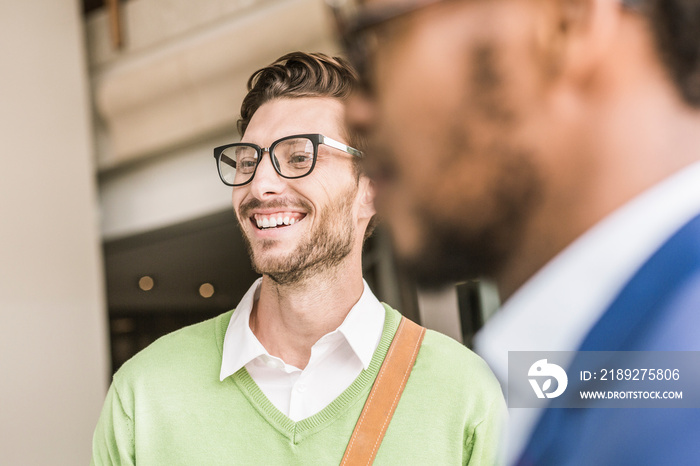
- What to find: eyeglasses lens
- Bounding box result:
[272,137,315,177]
[217,137,316,186]
[218,146,258,185]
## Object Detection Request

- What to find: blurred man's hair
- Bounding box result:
[647,0,700,106]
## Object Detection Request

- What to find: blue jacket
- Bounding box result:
[517,214,700,465]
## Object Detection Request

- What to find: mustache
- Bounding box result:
[239,197,313,218]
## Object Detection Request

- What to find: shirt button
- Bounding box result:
[296,383,306,393]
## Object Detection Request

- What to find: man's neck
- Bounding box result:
[249,260,365,369]
[497,81,700,302]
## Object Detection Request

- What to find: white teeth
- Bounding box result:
[254,213,303,229]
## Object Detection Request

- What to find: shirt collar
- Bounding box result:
[219,277,267,381]
[475,160,700,462]
[220,277,385,381]
[476,159,700,377]
[335,280,386,370]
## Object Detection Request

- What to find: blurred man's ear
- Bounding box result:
[358,176,377,221]
[535,0,620,83]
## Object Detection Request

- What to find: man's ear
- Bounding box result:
[535,0,620,83]
[357,175,377,221]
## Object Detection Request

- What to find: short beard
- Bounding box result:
[240,186,357,286]
[398,151,541,288]
[398,41,543,288]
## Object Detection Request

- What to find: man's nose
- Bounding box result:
[249,150,285,199]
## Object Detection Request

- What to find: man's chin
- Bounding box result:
[251,251,317,285]
[398,253,477,289]
[251,257,292,275]
[394,228,503,290]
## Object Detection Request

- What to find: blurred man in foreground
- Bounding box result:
[92,52,505,465]
[334,0,700,463]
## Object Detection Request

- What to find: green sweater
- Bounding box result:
[92,305,505,465]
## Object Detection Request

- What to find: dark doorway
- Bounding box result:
[103,210,258,373]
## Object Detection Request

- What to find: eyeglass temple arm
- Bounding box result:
[220,153,236,166]
[321,135,363,158]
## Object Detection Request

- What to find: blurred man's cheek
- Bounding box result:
[380,186,420,257]
[346,92,376,135]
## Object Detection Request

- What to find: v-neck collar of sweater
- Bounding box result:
[215,304,401,444]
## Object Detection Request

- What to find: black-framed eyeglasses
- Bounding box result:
[213,133,363,187]
[327,0,644,86]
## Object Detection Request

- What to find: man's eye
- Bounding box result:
[289,153,313,165]
[238,158,257,172]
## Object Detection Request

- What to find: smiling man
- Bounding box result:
[91,52,505,465]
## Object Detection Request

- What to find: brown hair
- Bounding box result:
[237,52,360,136]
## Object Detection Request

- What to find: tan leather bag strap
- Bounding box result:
[340,317,426,466]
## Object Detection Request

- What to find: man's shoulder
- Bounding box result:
[381,306,499,390]
[397,319,505,429]
[114,310,234,386]
[584,212,700,351]
[419,328,501,387]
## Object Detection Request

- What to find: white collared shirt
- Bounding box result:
[475,160,700,464]
[220,278,385,422]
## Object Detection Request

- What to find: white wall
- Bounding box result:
[0,2,109,464]
[100,135,235,239]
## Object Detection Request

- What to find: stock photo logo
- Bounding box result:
[528,359,568,399]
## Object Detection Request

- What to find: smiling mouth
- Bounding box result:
[251,212,307,230]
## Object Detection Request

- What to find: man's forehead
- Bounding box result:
[242,97,346,145]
